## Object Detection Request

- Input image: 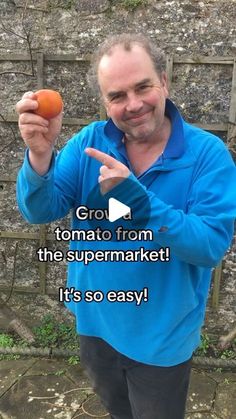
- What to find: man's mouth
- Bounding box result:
[126,111,151,123]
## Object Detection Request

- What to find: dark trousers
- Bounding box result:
[79,335,192,419]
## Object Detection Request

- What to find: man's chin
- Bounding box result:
[125,126,154,143]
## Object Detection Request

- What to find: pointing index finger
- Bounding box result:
[85,147,119,168]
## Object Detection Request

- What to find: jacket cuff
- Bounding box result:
[21,149,56,186]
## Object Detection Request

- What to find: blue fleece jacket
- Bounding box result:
[16,99,236,366]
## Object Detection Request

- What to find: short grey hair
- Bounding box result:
[87,33,166,96]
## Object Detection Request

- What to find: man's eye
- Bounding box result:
[110,95,125,103]
[110,94,124,103]
[137,85,152,92]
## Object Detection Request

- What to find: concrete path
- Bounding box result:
[0,358,235,418]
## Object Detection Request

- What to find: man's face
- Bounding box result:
[98,44,169,143]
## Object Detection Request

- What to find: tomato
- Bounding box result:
[34,89,63,119]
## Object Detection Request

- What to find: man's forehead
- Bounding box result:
[98,46,159,88]
[98,43,151,71]
[104,42,145,55]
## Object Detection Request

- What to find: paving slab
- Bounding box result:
[0,359,37,398]
[0,359,107,418]
[65,364,93,389]
[22,358,69,377]
[214,381,236,418]
[185,414,221,418]
[206,370,236,384]
[0,359,236,418]
[186,369,216,413]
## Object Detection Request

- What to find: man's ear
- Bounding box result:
[160,72,169,96]
[99,91,110,118]
[105,105,110,118]
[161,71,167,86]
[103,101,110,118]
[100,102,109,119]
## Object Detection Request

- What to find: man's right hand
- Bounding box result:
[15,91,63,175]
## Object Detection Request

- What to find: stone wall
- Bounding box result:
[0,0,235,335]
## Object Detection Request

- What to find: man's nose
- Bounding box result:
[125,93,143,112]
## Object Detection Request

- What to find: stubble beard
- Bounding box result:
[124,113,165,145]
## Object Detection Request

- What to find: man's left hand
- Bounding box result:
[85,147,130,194]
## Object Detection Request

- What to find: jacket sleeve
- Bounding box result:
[105,143,236,268]
[16,136,81,224]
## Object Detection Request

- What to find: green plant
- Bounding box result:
[121,0,147,11]
[220,349,235,360]
[195,333,210,356]
[68,355,80,365]
[47,0,75,10]
[55,369,66,376]
[33,314,80,350]
[33,314,58,347]
[0,333,14,347]
[57,323,80,350]
[0,333,20,360]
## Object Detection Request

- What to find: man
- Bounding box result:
[16,34,236,419]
